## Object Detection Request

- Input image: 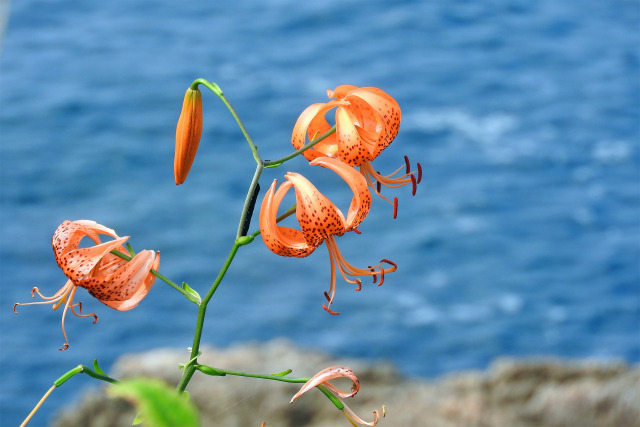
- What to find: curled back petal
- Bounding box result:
[285,172,345,247]
[90,251,160,311]
[310,157,371,232]
[292,101,344,161]
[58,237,130,283]
[290,366,360,403]
[327,85,358,100]
[335,107,373,166]
[52,220,119,261]
[344,87,401,158]
[259,180,316,258]
[81,249,156,306]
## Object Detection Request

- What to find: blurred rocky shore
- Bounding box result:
[53,339,639,427]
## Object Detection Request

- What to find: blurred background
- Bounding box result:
[1,0,638,425]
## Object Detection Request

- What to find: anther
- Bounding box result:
[393,197,398,219]
[381,259,398,269]
[404,155,410,174]
[369,267,377,284]
[59,343,69,351]
[91,314,98,324]
[12,303,19,314]
[353,228,361,235]
[31,287,38,298]
[417,162,423,184]
[376,180,381,193]
[354,279,362,291]
[378,267,385,286]
[77,302,83,313]
[322,304,340,315]
[324,291,332,303]
[411,174,417,196]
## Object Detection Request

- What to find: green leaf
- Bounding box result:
[93,359,107,377]
[181,282,201,301]
[108,378,200,427]
[132,411,144,425]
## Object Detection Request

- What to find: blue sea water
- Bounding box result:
[1,0,639,425]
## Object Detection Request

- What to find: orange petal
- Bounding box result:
[290,366,360,403]
[81,250,156,308]
[174,87,203,185]
[310,157,371,231]
[286,172,345,247]
[291,101,343,161]
[58,237,130,283]
[52,220,119,261]
[345,87,401,158]
[93,251,160,311]
[327,85,358,100]
[335,107,374,166]
[259,180,316,258]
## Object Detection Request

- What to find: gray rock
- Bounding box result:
[52,339,640,427]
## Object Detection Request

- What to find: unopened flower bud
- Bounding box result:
[174,87,203,185]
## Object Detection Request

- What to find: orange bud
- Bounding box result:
[174,87,203,185]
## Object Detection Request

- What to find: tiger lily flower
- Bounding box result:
[291,85,421,216]
[259,156,396,314]
[291,366,385,427]
[14,220,159,350]
[174,86,203,185]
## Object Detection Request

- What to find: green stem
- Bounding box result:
[176,242,241,393]
[110,250,200,305]
[264,125,336,167]
[196,365,310,384]
[192,78,262,164]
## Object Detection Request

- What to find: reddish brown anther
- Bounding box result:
[376,180,381,193]
[411,174,417,196]
[393,197,398,219]
[323,304,341,315]
[378,267,385,286]
[404,155,410,174]
[354,279,362,291]
[381,258,397,269]
[417,162,423,184]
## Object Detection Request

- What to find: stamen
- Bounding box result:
[404,155,410,174]
[354,279,362,291]
[369,266,377,284]
[380,259,398,269]
[411,174,417,196]
[417,162,423,184]
[12,303,19,314]
[376,180,381,194]
[393,197,398,219]
[322,304,340,315]
[378,267,385,286]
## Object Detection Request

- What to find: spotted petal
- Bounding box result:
[58,237,130,283]
[310,157,371,231]
[344,87,401,158]
[259,180,317,258]
[286,172,346,247]
[82,250,159,311]
[290,366,360,403]
[292,101,344,162]
[52,220,119,261]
